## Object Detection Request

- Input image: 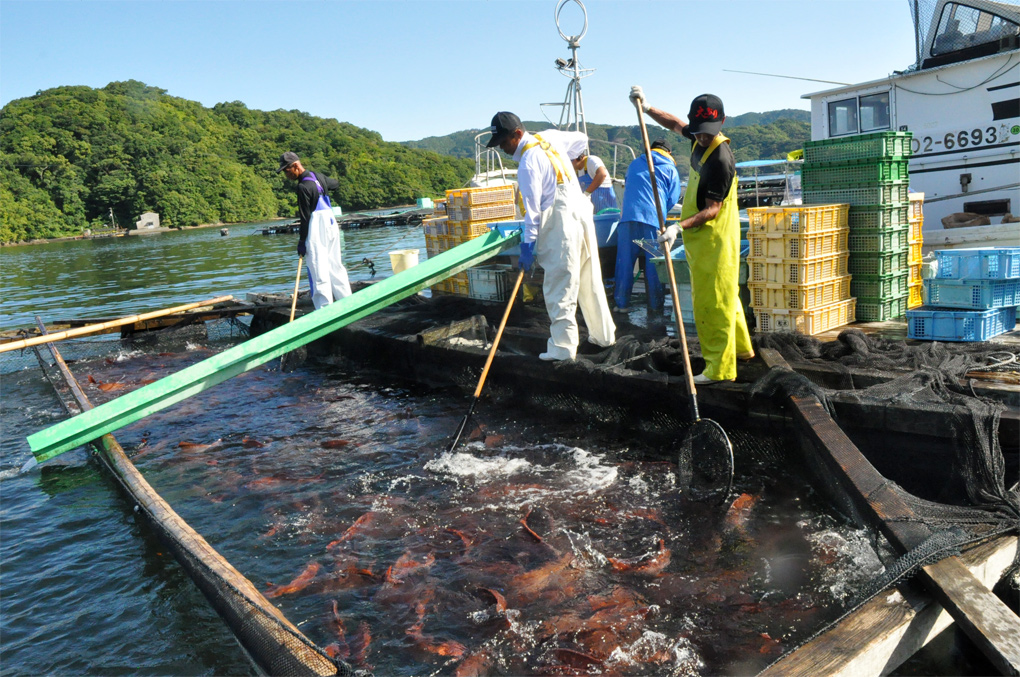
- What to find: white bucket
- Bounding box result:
[389,249,419,274]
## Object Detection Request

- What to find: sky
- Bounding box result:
[1,0,920,142]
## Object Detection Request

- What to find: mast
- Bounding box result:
[543,0,594,138]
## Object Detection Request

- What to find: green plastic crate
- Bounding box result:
[848,251,909,276]
[855,294,908,322]
[847,204,910,230]
[850,272,909,300]
[803,182,910,207]
[847,226,909,253]
[803,131,913,163]
[802,158,909,189]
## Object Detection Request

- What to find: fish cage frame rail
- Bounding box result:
[756,348,1020,676]
[27,228,522,463]
[29,320,346,677]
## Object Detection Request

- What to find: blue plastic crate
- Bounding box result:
[925,277,1020,309]
[934,247,1020,280]
[907,306,1017,342]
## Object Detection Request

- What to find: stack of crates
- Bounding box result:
[906,247,1020,341]
[746,204,856,335]
[802,131,913,322]
[907,193,925,308]
[431,185,517,295]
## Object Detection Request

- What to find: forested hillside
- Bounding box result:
[0,81,474,244]
[403,110,810,179]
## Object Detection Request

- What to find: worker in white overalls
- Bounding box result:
[486,112,615,361]
[278,152,351,309]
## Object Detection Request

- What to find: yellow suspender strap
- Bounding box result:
[698,134,729,165]
[523,134,571,184]
[652,148,674,163]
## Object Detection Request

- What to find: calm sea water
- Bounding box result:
[1,222,959,675]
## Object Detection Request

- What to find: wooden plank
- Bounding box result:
[27,229,520,463]
[759,348,1020,675]
[0,296,235,353]
[760,536,1017,676]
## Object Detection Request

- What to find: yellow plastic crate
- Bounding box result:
[908,282,924,309]
[448,201,516,223]
[908,217,923,245]
[908,263,922,286]
[463,185,516,205]
[748,228,849,259]
[747,204,849,234]
[433,199,447,215]
[754,298,857,335]
[748,276,852,310]
[748,253,850,285]
[908,241,923,267]
[908,192,924,221]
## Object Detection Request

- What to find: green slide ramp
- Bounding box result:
[28,228,521,463]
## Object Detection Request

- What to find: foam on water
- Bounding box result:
[424,450,534,481]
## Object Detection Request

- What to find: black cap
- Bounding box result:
[650,139,672,153]
[277,151,300,173]
[687,94,725,136]
[486,112,523,148]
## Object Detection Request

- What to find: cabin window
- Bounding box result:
[860,93,891,132]
[827,98,859,136]
[932,3,1020,55]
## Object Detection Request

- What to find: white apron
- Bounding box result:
[301,175,351,309]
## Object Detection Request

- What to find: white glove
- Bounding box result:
[629,85,649,112]
[657,223,680,250]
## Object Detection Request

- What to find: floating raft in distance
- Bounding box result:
[259,207,434,235]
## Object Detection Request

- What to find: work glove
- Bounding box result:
[657,224,680,251]
[297,241,306,257]
[630,85,649,112]
[517,241,535,272]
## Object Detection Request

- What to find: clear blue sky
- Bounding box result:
[1,0,918,142]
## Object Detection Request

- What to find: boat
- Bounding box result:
[802,0,1020,250]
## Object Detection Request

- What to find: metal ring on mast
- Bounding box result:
[555,0,587,45]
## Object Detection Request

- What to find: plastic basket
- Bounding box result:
[748,276,851,310]
[748,228,848,259]
[746,204,849,234]
[934,247,1020,280]
[908,218,923,244]
[908,242,923,267]
[909,263,923,286]
[925,277,1020,310]
[847,226,909,254]
[802,158,909,188]
[855,294,908,322]
[803,131,913,163]
[907,305,1016,342]
[847,204,910,231]
[850,272,909,300]
[848,251,908,276]
[908,283,924,309]
[908,192,924,220]
[448,220,499,240]
[803,182,910,207]
[748,253,849,284]
[754,298,857,335]
[467,264,516,302]
[447,201,516,223]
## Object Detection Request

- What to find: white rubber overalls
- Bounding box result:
[301,175,351,310]
[679,135,752,381]
[524,135,616,361]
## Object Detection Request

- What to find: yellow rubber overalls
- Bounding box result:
[521,134,616,360]
[679,135,752,381]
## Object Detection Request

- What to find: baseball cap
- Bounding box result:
[486,112,523,148]
[276,151,300,172]
[650,139,672,153]
[687,94,725,136]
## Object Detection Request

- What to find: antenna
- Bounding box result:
[723,69,851,86]
[544,0,595,137]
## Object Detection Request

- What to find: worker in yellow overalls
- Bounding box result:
[486,112,616,361]
[630,89,753,383]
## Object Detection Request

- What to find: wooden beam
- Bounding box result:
[759,348,1020,675]
[27,229,520,463]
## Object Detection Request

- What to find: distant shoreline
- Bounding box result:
[1,218,293,248]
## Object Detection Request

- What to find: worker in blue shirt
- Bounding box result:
[614,140,681,313]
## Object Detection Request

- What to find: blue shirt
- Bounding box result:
[620,150,681,227]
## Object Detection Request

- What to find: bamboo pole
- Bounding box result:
[0,296,235,353]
